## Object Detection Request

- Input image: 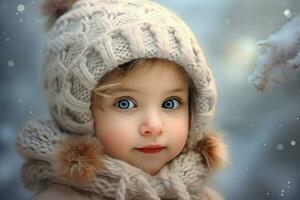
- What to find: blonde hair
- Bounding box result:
[91,58,197,128]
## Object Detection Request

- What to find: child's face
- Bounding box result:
[92,60,189,175]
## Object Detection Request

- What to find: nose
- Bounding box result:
[139,109,164,136]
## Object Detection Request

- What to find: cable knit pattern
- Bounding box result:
[15,0,222,199]
[16,120,208,200]
[41,0,217,149]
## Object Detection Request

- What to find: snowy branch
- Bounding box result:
[248,15,300,91]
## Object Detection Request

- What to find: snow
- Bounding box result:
[283,9,292,18]
[280,188,286,197]
[290,140,296,146]
[276,144,284,151]
[7,60,15,67]
[16,4,25,12]
[248,15,300,91]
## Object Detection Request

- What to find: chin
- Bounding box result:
[145,168,159,175]
[141,165,163,175]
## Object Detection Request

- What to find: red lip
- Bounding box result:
[138,144,165,149]
[135,145,166,154]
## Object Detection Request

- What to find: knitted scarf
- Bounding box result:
[15,120,214,200]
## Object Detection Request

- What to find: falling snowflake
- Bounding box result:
[16,4,25,12]
[283,9,292,18]
[290,140,296,146]
[8,60,15,67]
[280,189,285,197]
[5,37,10,42]
[276,144,284,151]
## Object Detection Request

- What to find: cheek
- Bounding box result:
[94,116,134,153]
[168,115,189,148]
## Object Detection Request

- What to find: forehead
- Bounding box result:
[114,60,188,90]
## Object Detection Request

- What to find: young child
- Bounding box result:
[15,0,228,199]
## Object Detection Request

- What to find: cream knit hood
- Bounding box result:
[16,0,228,199]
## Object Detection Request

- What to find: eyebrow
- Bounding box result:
[109,87,186,94]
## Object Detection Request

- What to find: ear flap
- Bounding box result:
[40,0,78,29]
[52,136,104,185]
[195,129,229,173]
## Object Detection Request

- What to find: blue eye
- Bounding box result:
[114,98,181,110]
[162,99,180,109]
[115,99,135,110]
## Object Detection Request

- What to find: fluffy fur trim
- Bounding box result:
[40,0,78,29]
[52,136,104,185]
[195,129,229,173]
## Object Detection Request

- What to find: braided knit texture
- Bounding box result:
[16,120,209,200]
[16,0,220,199]
[42,0,217,149]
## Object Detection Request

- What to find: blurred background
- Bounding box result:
[0,0,299,199]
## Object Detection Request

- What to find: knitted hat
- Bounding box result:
[41,0,217,149]
[15,1,226,197]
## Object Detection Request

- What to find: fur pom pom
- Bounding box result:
[40,0,78,29]
[195,129,229,173]
[53,136,103,185]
